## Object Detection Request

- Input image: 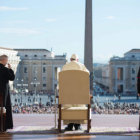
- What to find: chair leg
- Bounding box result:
[90,119,91,129]
[87,104,91,133]
[87,119,90,133]
[58,104,62,133]
[58,119,61,133]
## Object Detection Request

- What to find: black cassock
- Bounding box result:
[0,63,15,130]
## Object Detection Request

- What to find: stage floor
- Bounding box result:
[13,114,140,128]
[1,114,140,140]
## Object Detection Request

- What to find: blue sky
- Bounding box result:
[0,0,140,63]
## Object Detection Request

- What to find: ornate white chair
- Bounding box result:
[58,70,92,132]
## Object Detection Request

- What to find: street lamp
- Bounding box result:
[31,80,40,95]
[31,78,40,103]
[17,79,28,106]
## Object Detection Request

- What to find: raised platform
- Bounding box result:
[8,126,138,135]
[2,114,140,140]
[13,114,140,128]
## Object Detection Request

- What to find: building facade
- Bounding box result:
[94,64,110,90]
[0,47,20,90]
[109,49,140,95]
[14,49,67,94]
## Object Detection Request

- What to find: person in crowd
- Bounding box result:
[62,54,89,131]
[0,55,15,131]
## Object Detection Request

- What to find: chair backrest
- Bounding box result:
[59,70,90,104]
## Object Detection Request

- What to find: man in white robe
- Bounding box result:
[61,54,89,131]
[62,54,89,73]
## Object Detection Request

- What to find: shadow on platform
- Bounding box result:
[7,126,140,136]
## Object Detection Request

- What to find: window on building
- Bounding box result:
[132,68,135,74]
[44,55,46,57]
[132,85,135,88]
[43,84,46,87]
[43,67,46,73]
[117,84,123,93]
[132,77,135,80]
[34,54,37,57]
[25,55,28,57]
[132,55,135,58]
[43,77,46,81]
[34,77,37,80]
[117,67,123,80]
[24,67,28,73]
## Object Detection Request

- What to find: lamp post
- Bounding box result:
[17,79,28,106]
[31,79,40,102]
[21,79,23,105]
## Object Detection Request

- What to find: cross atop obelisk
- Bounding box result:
[84,0,93,92]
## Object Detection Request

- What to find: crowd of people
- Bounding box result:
[92,102,140,115]
[11,102,140,115]
[12,104,56,114]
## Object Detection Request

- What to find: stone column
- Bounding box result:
[84,0,93,92]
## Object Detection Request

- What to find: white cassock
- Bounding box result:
[61,60,89,125]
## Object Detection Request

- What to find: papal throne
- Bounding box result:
[57,70,92,132]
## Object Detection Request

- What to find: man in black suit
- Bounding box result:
[0,55,15,131]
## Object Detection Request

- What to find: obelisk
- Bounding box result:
[84,0,93,92]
